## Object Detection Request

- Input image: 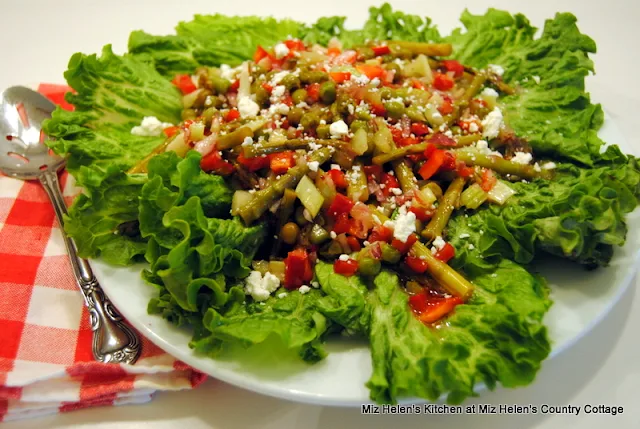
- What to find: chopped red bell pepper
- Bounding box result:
[229,79,240,92]
[370,101,386,116]
[327,169,348,189]
[334,258,359,276]
[410,123,430,136]
[434,242,456,263]
[409,205,433,222]
[480,168,497,192]
[269,151,295,174]
[200,150,235,175]
[427,132,456,146]
[363,165,384,182]
[409,78,425,90]
[405,254,429,274]
[433,73,455,91]
[171,74,197,94]
[224,109,240,122]
[38,83,75,111]
[346,236,362,252]
[238,152,270,172]
[418,149,446,180]
[371,45,391,56]
[441,151,457,171]
[284,248,314,289]
[456,161,475,178]
[332,213,352,234]
[261,83,273,93]
[391,233,418,254]
[327,193,355,218]
[306,83,321,103]
[327,46,342,56]
[329,71,352,83]
[408,291,463,323]
[356,64,385,80]
[332,50,358,65]
[284,39,305,51]
[438,98,454,115]
[368,225,394,243]
[254,45,272,63]
[441,60,465,78]
[163,126,180,138]
[381,173,400,197]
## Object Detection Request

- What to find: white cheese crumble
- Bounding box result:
[330,231,337,239]
[468,122,479,133]
[370,77,381,87]
[308,161,320,172]
[487,64,505,76]
[238,97,260,118]
[338,254,350,261]
[274,43,290,59]
[277,292,288,299]
[329,120,349,139]
[481,107,503,139]
[468,243,475,250]
[532,75,541,84]
[130,116,173,137]
[244,271,281,302]
[432,236,446,252]
[474,140,503,157]
[311,281,320,288]
[390,187,403,196]
[270,71,290,86]
[298,285,311,294]
[391,210,417,243]
[459,233,470,239]
[481,87,499,98]
[351,73,370,85]
[242,136,254,146]
[331,164,341,170]
[542,162,557,170]
[269,103,290,115]
[511,151,533,165]
[219,64,238,81]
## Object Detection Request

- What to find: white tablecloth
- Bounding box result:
[2,0,639,427]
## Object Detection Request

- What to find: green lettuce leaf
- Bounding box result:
[43,45,182,175]
[366,264,550,404]
[193,289,330,363]
[447,12,601,166]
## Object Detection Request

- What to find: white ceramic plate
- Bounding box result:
[93,115,640,407]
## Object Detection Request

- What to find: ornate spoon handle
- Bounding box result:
[39,170,141,364]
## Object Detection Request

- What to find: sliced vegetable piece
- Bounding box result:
[295,175,325,218]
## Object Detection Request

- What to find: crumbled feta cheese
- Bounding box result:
[296,101,309,109]
[481,87,499,98]
[270,71,289,86]
[311,281,320,289]
[347,104,355,115]
[298,285,311,294]
[308,142,321,151]
[130,116,173,137]
[487,64,505,76]
[468,243,475,250]
[512,151,533,165]
[532,75,541,84]
[329,120,349,139]
[308,161,320,172]
[370,77,381,87]
[391,211,417,243]
[242,136,254,146]
[542,162,557,170]
[533,162,541,172]
[330,231,337,239]
[331,164,341,171]
[468,122,479,133]
[238,97,260,118]
[244,271,281,302]
[269,103,290,115]
[390,187,403,196]
[271,85,286,101]
[277,292,288,299]
[339,254,350,261]
[459,233,470,239]
[219,64,238,81]
[351,73,370,85]
[474,140,503,157]
[432,111,443,120]
[204,95,214,107]
[274,43,290,59]
[432,236,446,252]
[481,107,503,140]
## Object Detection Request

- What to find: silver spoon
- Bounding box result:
[0,86,141,364]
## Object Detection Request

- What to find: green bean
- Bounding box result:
[421,176,466,241]
[406,106,426,122]
[316,124,331,139]
[392,160,418,192]
[387,41,453,57]
[374,211,474,299]
[445,72,487,126]
[320,81,337,104]
[292,89,308,105]
[216,126,253,150]
[237,147,333,225]
[242,138,343,158]
[372,143,427,165]
[310,224,330,245]
[300,70,329,84]
[454,149,553,180]
[455,134,483,147]
[346,164,369,202]
[383,100,405,119]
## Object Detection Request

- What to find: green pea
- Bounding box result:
[300,112,320,131]
[384,100,405,119]
[316,124,331,139]
[300,70,329,84]
[310,224,330,245]
[280,74,301,91]
[319,81,337,104]
[381,243,401,264]
[349,120,368,133]
[379,87,393,100]
[211,76,231,95]
[357,255,381,276]
[406,106,426,122]
[287,107,304,125]
[355,109,372,121]
[254,86,270,107]
[292,88,308,105]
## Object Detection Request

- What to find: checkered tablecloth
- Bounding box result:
[0,86,206,422]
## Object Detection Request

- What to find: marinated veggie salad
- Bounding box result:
[46,4,640,404]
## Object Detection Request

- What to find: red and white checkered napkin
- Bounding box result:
[0,88,207,422]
